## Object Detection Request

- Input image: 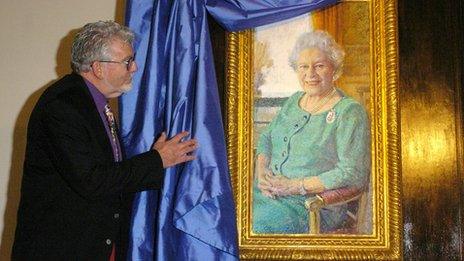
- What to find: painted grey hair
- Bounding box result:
[71,21,134,73]
[288,31,345,80]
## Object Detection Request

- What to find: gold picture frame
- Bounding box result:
[225,0,401,260]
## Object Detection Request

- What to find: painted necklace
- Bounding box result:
[305,88,337,114]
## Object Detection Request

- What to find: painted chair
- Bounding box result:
[305,186,368,234]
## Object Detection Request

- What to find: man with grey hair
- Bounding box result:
[12,21,197,260]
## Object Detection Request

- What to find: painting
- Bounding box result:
[225,0,402,259]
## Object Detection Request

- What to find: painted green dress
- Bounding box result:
[252,90,370,234]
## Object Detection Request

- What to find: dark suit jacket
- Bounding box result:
[12,74,164,260]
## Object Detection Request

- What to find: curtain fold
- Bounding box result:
[121,0,337,260]
[205,0,338,31]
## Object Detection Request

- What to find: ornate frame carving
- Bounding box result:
[225,0,401,259]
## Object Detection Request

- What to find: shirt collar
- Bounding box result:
[84,78,108,112]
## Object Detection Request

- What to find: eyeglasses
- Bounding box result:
[99,54,136,70]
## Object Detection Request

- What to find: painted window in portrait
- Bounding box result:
[226,0,401,259]
[251,5,372,235]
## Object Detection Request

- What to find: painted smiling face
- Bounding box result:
[296,48,335,97]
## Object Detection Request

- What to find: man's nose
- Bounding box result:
[131,61,138,72]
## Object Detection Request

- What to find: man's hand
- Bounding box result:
[153,131,198,168]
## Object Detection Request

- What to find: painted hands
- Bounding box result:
[256,167,304,198]
[265,175,304,197]
[256,167,276,198]
[153,131,198,168]
[264,175,325,198]
[255,154,324,198]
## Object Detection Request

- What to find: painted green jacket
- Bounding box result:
[253,90,370,233]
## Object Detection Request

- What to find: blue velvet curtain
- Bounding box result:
[121,0,337,260]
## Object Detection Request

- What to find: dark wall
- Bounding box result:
[208,15,227,122]
[399,0,463,260]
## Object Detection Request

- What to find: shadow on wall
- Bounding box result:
[55,29,79,77]
[0,85,47,260]
[0,28,82,259]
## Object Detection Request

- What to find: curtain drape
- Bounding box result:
[121,0,337,260]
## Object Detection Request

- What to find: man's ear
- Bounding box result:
[91,61,104,79]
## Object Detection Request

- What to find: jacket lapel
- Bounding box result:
[65,74,114,163]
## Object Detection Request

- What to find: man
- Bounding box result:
[12,21,197,260]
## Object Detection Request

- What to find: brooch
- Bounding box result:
[326,109,336,124]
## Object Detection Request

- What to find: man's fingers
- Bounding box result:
[183,154,196,162]
[177,142,198,155]
[170,131,190,143]
[178,139,197,148]
[174,154,196,165]
[155,132,167,143]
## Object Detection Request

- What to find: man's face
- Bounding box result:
[100,38,137,98]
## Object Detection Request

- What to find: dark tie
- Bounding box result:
[104,103,121,161]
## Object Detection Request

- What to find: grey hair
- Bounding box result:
[71,21,134,73]
[288,31,345,80]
